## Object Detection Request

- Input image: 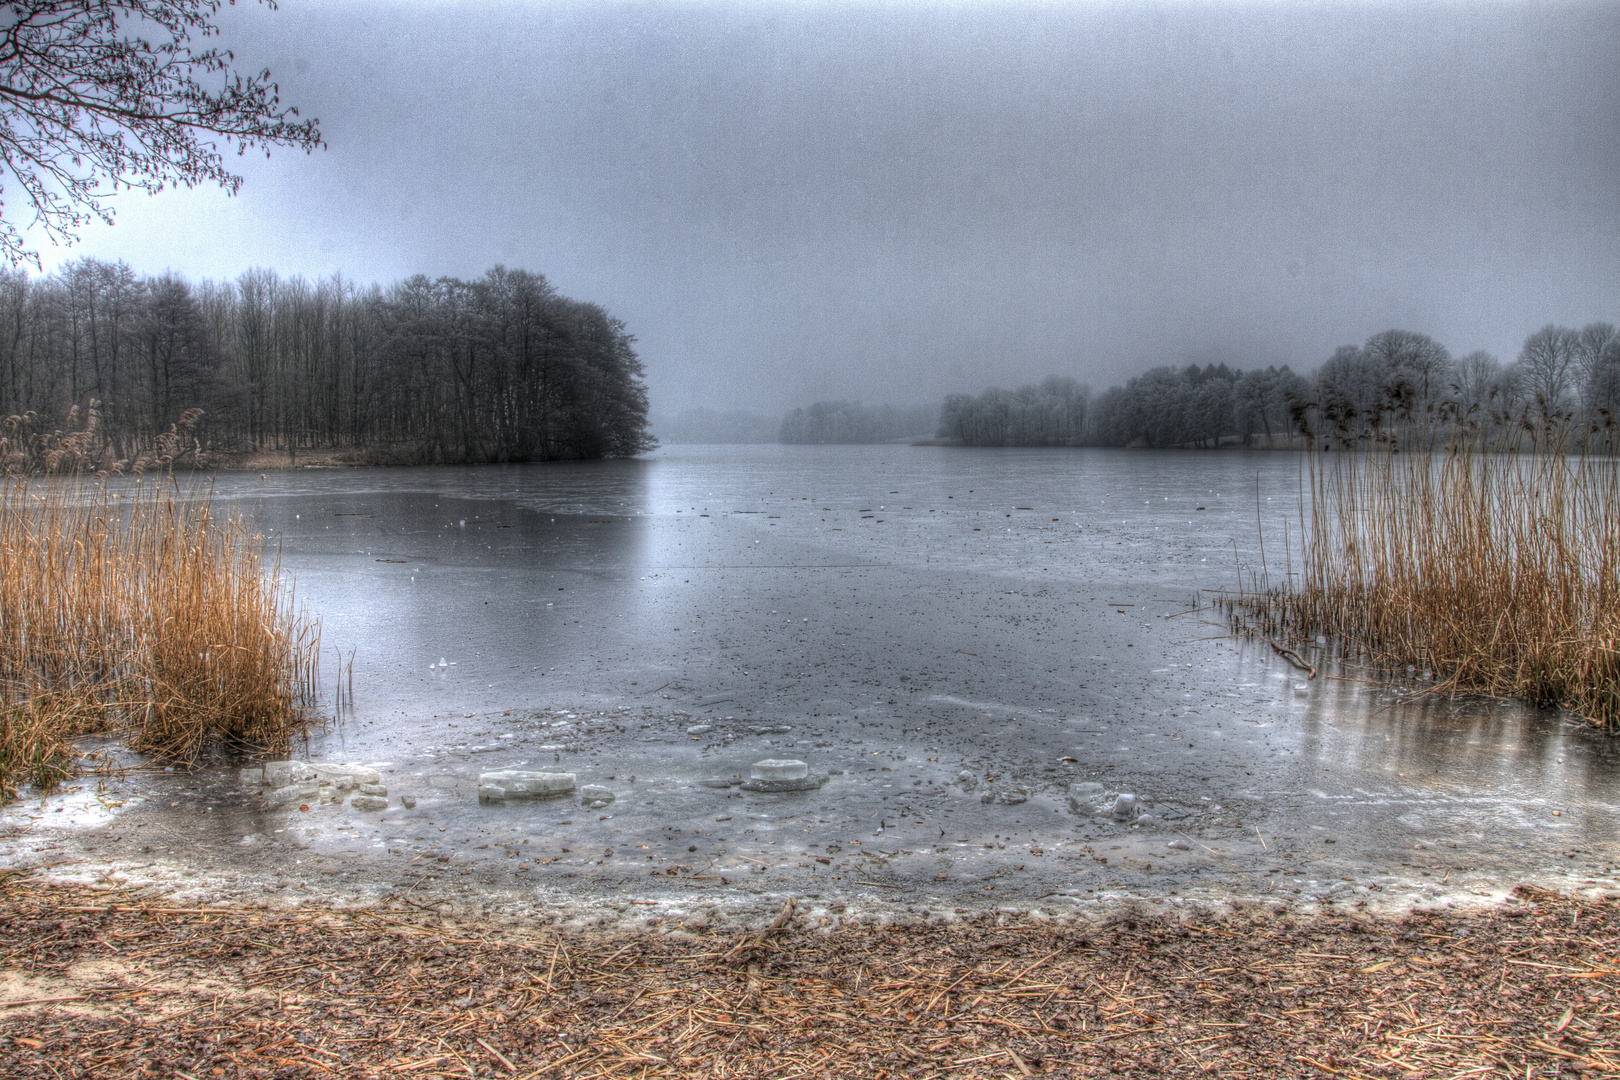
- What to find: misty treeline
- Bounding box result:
[939,323,1620,450]
[939,368,1301,448]
[0,258,651,469]
[657,403,935,444]
[657,408,778,445]
[779,401,937,444]
[1303,325,1620,448]
[939,376,1093,447]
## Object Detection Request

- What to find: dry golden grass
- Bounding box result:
[1237,415,1620,729]
[0,477,320,797]
[0,882,1614,1079]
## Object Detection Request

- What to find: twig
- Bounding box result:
[1269,639,1318,679]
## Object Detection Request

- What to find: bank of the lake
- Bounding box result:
[0,879,1613,1079]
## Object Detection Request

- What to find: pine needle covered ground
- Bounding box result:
[0,880,1613,1078]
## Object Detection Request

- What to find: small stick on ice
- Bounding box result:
[1270,638,1317,679]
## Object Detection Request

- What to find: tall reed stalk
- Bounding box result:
[0,478,321,797]
[1237,412,1620,729]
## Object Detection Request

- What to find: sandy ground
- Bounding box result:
[0,877,1615,1079]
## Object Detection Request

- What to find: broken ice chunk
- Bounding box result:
[309,763,382,790]
[750,759,809,781]
[1066,781,1105,814]
[478,770,577,805]
[579,784,616,809]
[262,780,319,809]
[261,761,316,789]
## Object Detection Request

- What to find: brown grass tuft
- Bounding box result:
[0,477,320,796]
[1235,411,1620,729]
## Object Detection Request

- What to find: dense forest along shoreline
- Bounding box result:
[0,260,653,472]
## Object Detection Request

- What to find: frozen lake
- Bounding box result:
[7,445,1617,916]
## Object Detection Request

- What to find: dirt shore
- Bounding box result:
[0,877,1613,1079]
[193,449,363,472]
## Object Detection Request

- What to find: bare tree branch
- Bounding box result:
[0,1,322,266]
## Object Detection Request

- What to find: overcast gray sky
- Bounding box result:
[32,1,1620,416]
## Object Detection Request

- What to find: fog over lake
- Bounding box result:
[34,1,1620,416]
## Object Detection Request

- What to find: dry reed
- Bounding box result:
[0,477,321,797]
[0,881,1613,1079]
[1236,407,1620,729]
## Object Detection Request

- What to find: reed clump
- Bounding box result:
[1237,402,1620,729]
[0,477,321,798]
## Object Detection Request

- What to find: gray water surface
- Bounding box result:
[6,446,1616,917]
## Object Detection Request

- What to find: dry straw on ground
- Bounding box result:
[0,477,321,796]
[1236,409,1620,730]
[0,881,1613,1078]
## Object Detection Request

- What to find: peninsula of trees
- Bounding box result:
[0,260,652,468]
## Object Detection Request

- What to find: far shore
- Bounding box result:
[125,437,1315,471]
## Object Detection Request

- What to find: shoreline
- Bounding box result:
[0,878,1612,1078]
[163,439,1317,471]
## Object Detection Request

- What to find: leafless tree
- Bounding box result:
[0,1,322,265]
[1362,329,1452,402]
[936,376,1091,447]
[1572,322,1619,412]
[1448,350,1514,417]
[1516,324,1581,410]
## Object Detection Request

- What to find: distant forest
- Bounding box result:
[659,321,1620,451]
[17,262,1610,466]
[0,258,652,469]
[939,376,1096,447]
[779,402,936,444]
[654,408,777,445]
[656,401,938,445]
[936,323,1619,449]
[1084,364,1305,448]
